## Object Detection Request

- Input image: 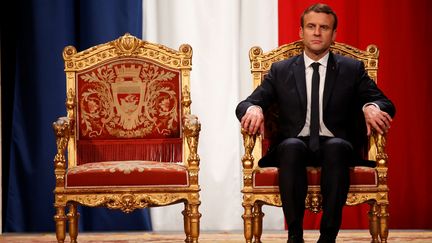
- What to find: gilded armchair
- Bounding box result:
[53,33,201,243]
[241,41,389,243]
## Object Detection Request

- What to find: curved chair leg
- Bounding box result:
[67,203,79,243]
[54,206,67,243]
[242,202,254,243]
[378,204,389,243]
[252,203,264,243]
[189,202,201,243]
[368,202,379,243]
[183,202,192,243]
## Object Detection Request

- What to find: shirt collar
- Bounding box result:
[303,51,330,68]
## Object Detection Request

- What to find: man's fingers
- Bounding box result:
[241,116,250,130]
[241,106,264,135]
[365,108,393,135]
[383,112,392,122]
[249,118,258,134]
[250,116,263,134]
[241,114,261,134]
[373,123,384,135]
[259,122,265,135]
[366,123,371,136]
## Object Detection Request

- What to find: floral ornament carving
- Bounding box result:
[78,61,179,138]
[63,193,187,213]
[106,194,150,213]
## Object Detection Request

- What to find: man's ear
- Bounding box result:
[299,27,304,39]
[332,29,337,43]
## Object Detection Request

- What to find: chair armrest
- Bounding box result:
[241,129,257,170]
[368,131,388,168]
[183,114,201,168]
[52,117,72,187]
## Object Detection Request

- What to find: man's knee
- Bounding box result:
[277,138,307,152]
[322,137,353,153]
[321,138,353,165]
[277,138,307,160]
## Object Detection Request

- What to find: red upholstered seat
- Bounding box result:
[66,161,189,187]
[253,166,377,189]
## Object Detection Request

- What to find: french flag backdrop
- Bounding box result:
[2,0,431,233]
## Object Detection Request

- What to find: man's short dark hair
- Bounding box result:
[300,3,338,30]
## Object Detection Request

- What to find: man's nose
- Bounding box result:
[313,26,321,35]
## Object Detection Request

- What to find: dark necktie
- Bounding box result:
[309,62,320,152]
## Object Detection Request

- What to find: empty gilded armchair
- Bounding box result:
[53,33,201,243]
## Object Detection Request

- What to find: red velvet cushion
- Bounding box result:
[253,166,377,188]
[66,161,188,188]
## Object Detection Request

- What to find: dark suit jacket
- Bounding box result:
[236,52,396,167]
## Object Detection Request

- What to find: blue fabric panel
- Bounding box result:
[4,0,152,232]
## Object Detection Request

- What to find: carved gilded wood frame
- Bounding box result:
[53,33,201,243]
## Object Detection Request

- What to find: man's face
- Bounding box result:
[300,11,336,59]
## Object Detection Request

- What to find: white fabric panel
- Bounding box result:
[143,0,282,231]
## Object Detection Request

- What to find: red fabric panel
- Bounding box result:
[278,0,432,229]
[77,138,182,165]
[66,161,188,187]
[253,167,377,188]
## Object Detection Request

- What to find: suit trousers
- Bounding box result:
[277,136,352,238]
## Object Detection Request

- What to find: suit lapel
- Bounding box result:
[293,55,307,111]
[323,52,338,110]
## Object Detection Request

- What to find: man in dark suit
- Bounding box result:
[236,3,395,243]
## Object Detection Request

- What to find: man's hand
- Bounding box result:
[241,106,265,135]
[363,105,393,136]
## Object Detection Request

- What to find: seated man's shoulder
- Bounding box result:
[334,53,362,65]
[272,54,301,69]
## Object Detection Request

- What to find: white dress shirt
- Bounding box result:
[298,52,334,137]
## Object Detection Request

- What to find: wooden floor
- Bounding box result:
[1,230,431,242]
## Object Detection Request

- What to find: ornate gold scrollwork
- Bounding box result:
[183,114,201,164]
[66,88,75,113]
[64,193,187,213]
[305,192,323,213]
[63,46,77,61]
[182,85,192,115]
[64,34,192,72]
[346,193,374,205]
[106,194,150,213]
[188,171,199,185]
[241,129,256,170]
[112,33,143,56]
[256,195,282,207]
[243,173,253,188]
[183,114,201,186]
[373,133,388,165]
[53,117,71,187]
[179,44,193,64]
